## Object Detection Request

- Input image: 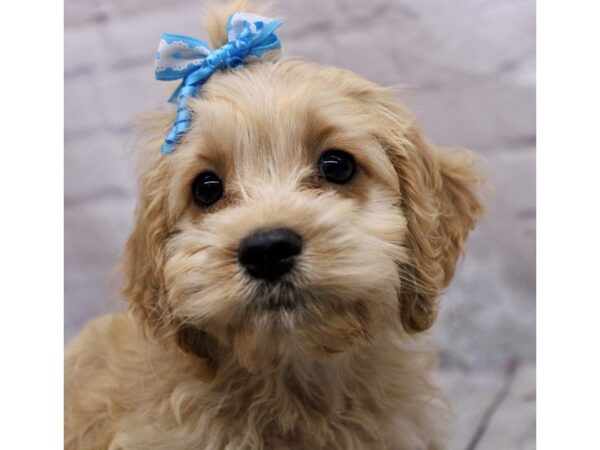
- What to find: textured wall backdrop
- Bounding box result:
[65,1,535,448]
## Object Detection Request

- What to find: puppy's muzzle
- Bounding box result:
[238,228,303,281]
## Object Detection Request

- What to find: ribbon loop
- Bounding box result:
[155,12,282,154]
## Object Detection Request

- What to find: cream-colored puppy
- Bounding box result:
[65,1,483,448]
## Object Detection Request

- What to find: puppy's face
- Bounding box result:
[124,60,482,377]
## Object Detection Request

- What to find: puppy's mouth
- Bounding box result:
[251,280,305,311]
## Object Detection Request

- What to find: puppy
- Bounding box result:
[65,1,483,448]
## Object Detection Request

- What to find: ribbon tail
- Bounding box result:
[168,82,184,103]
[161,99,193,154]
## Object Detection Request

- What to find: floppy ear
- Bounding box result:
[122,115,220,381]
[391,126,484,332]
[365,89,484,333]
[122,150,172,338]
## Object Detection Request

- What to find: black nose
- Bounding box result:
[238,228,303,281]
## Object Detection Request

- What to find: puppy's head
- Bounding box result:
[123,1,483,380]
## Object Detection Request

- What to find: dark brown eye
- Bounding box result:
[192,172,223,207]
[319,150,357,184]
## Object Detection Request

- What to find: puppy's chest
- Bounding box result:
[115,370,387,450]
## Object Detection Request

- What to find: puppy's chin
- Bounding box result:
[179,283,383,374]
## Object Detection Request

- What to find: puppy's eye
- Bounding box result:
[192,172,223,207]
[319,150,357,184]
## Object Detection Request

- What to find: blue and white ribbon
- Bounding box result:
[155,12,282,154]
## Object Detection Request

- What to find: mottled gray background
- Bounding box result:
[65,1,535,448]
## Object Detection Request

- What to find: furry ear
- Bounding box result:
[203,0,272,48]
[392,127,484,332]
[123,116,220,379]
[122,153,173,338]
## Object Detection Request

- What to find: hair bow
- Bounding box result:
[155,12,282,154]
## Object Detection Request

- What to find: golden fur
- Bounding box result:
[65,1,484,448]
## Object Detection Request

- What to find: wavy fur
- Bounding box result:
[65,1,483,448]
